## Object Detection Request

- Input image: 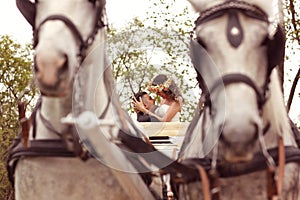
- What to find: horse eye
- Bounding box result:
[260,36,269,46]
[88,0,96,4]
[197,38,207,49]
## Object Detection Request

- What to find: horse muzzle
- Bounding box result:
[34,52,71,97]
[219,120,260,163]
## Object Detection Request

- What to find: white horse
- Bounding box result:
[8,0,162,199]
[177,0,300,199]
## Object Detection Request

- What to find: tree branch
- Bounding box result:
[287,67,300,112]
[288,0,300,43]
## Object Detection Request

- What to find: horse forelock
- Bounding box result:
[188,0,277,17]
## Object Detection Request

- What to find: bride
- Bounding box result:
[134,74,183,122]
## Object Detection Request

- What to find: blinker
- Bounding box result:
[16,0,36,28]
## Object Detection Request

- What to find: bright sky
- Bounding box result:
[0,0,154,43]
[0,0,299,123]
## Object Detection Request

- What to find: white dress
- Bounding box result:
[155,104,180,122]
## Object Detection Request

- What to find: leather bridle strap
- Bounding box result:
[197,165,211,200]
[209,169,220,200]
[266,137,285,200]
[33,15,85,55]
[39,109,62,137]
[277,137,285,196]
[209,73,265,110]
[195,138,286,200]
[195,0,268,27]
[18,101,30,147]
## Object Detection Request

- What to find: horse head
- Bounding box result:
[17,0,106,97]
[188,0,285,163]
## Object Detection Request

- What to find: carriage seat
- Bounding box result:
[138,122,189,159]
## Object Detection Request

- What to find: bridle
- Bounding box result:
[17,0,107,64]
[188,1,287,199]
[191,0,285,112]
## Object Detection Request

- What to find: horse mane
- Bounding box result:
[263,69,294,145]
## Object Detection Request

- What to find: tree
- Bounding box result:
[284,0,300,115]
[0,35,37,199]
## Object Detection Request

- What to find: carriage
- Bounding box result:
[7,0,300,199]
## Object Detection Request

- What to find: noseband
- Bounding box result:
[209,73,265,110]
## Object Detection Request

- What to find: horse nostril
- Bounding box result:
[34,51,68,88]
[34,56,39,73]
[58,55,68,74]
[220,121,259,147]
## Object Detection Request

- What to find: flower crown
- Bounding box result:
[147,78,173,93]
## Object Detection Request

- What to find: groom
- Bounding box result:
[134,91,159,122]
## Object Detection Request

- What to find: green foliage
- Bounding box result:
[284,0,300,45]
[0,35,37,200]
[283,0,300,126]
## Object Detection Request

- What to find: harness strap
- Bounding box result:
[18,101,30,147]
[7,138,76,186]
[197,165,211,200]
[39,110,62,136]
[118,129,199,182]
[31,98,42,139]
[277,137,285,196]
[209,169,220,200]
[217,146,300,178]
[178,145,298,199]
[266,167,277,200]
[267,137,285,200]
[179,146,300,184]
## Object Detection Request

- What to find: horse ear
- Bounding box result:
[16,0,36,28]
